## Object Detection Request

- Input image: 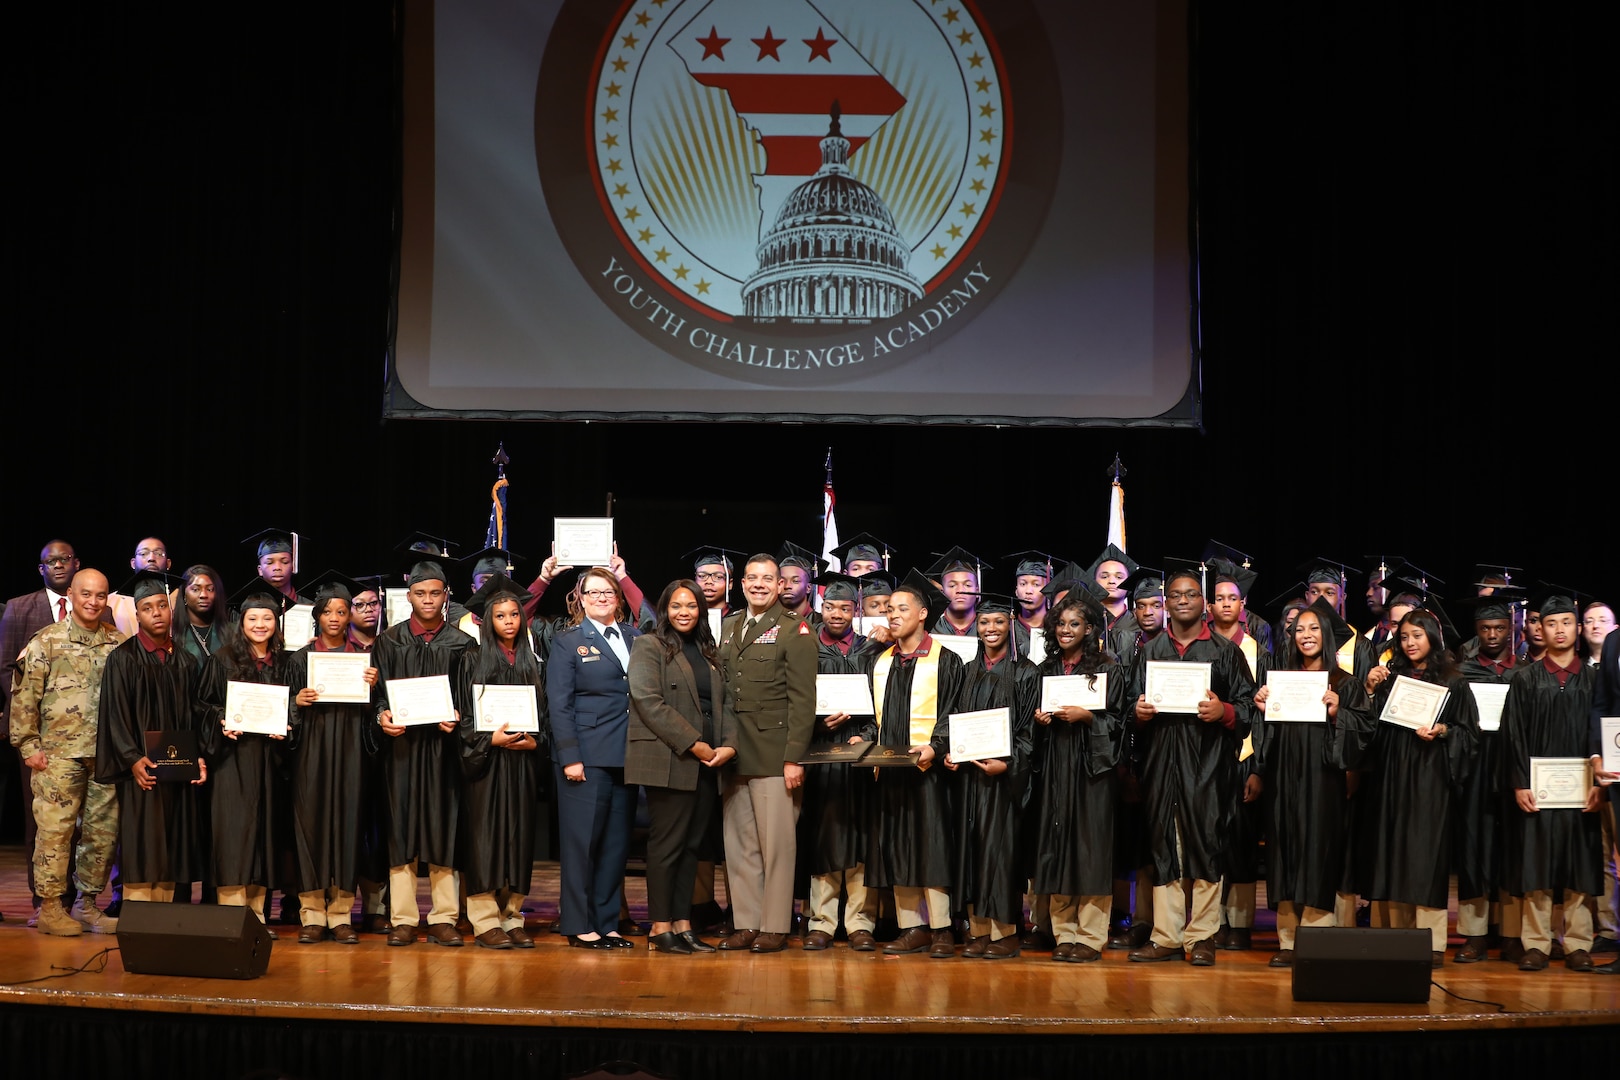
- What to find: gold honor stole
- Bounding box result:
[1236,634,1258,763]
[873,639,942,770]
[1337,625,1359,674]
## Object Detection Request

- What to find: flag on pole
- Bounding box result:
[1106,454,1127,552]
[821,449,840,573]
[486,443,511,551]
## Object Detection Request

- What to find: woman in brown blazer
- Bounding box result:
[627,579,737,953]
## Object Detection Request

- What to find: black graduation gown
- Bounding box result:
[94,638,205,885]
[285,644,372,894]
[1129,628,1258,885]
[853,640,965,889]
[1258,665,1374,912]
[950,651,1038,924]
[198,655,287,889]
[1355,670,1478,907]
[1030,657,1126,897]
[1225,639,1271,888]
[1499,661,1601,896]
[797,634,869,880]
[454,648,545,896]
[1455,656,1516,902]
[370,620,476,868]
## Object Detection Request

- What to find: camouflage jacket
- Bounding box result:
[8,618,125,759]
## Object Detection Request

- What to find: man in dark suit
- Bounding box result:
[1591,604,1620,974]
[1,540,81,921]
[717,554,817,953]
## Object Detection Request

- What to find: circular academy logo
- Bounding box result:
[537,0,1059,384]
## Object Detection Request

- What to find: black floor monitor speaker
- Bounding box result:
[1292,927,1432,1003]
[117,901,274,979]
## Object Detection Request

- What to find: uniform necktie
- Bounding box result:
[604,626,618,639]
[57,597,66,620]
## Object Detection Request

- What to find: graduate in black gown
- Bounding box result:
[851,574,965,957]
[1454,593,1523,963]
[198,582,290,933]
[452,574,546,950]
[372,557,477,946]
[799,572,874,951]
[1127,567,1257,968]
[1357,609,1478,964]
[1030,590,1126,963]
[95,569,207,904]
[1500,594,1606,972]
[945,593,1038,958]
[1250,599,1374,967]
[285,574,378,944]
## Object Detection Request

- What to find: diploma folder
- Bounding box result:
[863,745,928,768]
[144,730,201,783]
[798,741,876,765]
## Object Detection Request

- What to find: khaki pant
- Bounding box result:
[1149,822,1220,951]
[809,863,874,934]
[722,774,801,934]
[893,885,952,929]
[467,889,526,936]
[125,883,176,903]
[1222,879,1256,929]
[1026,890,1051,933]
[1334,891,1359,926]
[1275,901,1334,950]
[217,884,268,921]
[1522,888,1595,954]
[1050,893,1110,950]
[299,888,356,928]
[966,905,1015,942]
[389,863,459,927]
[30,755,118,899]
[1457,890,1522,938]
[1385,901,1448,951]
[357,877,387,917]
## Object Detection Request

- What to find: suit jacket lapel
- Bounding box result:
[670,649,704,717]
[738,608,778,653]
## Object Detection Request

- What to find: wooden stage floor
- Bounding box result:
[0,847,1615,1036]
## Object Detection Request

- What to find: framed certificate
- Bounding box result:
[554,517,614,567]
[1603,717,1620,777]
[1144,661,1212,713]
[385,674,456,727]
[1380,675,1449,731]
[385,588,413,629]
[932,635,981,663]
[816,674,874,715]
[1041,673,1108,713]
[949,707,1011,762]
[1468,682,1511,733]
[1530,757,1592,810]
[224,681,290,736]
[306,652,371,704]
[1264,670,1330,724]
[472,683,540,732]
[283,603,315,651]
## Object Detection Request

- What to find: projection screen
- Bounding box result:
[389,0,1198,425]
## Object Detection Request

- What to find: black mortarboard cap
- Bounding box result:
[1297,556,1360,586]
[1471,563,1524,592]
[1453,588,1526,625]
[1121,565,1166,602]
[1040,562,1082,601]
[1004,550,1058,582]
[118,568,183,604]
[1263,579,1308,611]
[1083,543,1139,584]
[829,532,894,569]
[682,545,747,574]
[925,546,988,579]
[776,541,821,575]
[1528,584,1584,618]
[303,570,366,608]
[1303,596,1355,656]
[1206,556,1257,599]
[241,528,303,571]
[813,571,862,605]
[462,546,522,581]
[1161,557,1207,593]
[395,531,457,558]
[405,555,450,586]
[859,570,897,599]
[464,572,533,621]
[227,577,286,616]
[899,568,948,624]
[974,591,1017,616]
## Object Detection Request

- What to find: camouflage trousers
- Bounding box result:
[31,755,118,899]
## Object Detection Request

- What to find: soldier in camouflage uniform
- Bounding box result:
[8,569,125,936]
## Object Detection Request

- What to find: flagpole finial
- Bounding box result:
[492,442,510,476]
[1106,453,1126,482]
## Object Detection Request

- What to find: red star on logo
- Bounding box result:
[752,26,785,61]
[696,26,730,61]
[803,27,837,62]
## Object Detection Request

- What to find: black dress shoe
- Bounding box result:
[650,931,693,954]
[568,935,612,949]
[602,933,635,948]
[618,918,648,937]
[679,931,717,953]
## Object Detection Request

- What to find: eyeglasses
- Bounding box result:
[352,600,381,609]
[43,556,76,567]
[1166,590,1202,600]
[137,547,167,559]
[582,589,616,600]
[695,571,727,583]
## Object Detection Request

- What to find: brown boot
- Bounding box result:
[37,899,83,937]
